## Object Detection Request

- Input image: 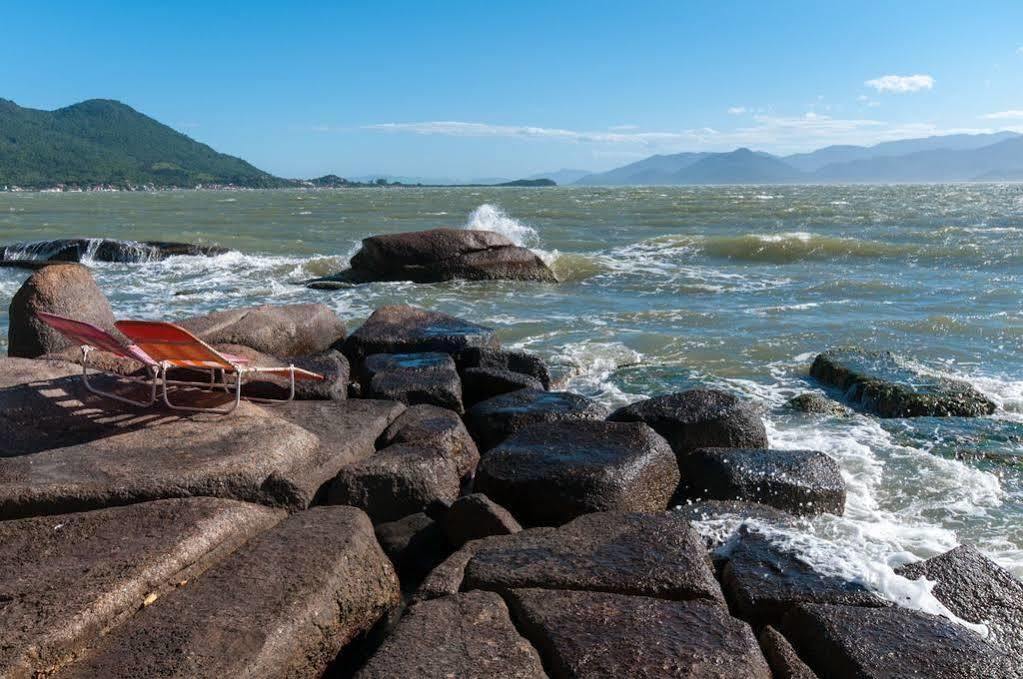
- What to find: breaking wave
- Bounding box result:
[463,203,540,248]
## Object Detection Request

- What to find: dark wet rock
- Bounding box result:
[782,603,1016,679]
[896,544,1023,658]
[786,392,851,416]
[342,305,498,363]
[0,259,58,270]
[674,500,797,551]
[721,530,887,629]
[326,444,461,523]
[462,511,724,603]
[356,591,547,679]
[412,544,479,604]
[758,626,818,679]
[362,352,464,413]
[381,404,480,480]
[474,420,680,526]
[8,263,120,358]
[443,493,522,548]
[63,506,400,679]
[311,228,557,285]
[456,347,552,389]
[0,370,402,517]
[682,448,846,516]
[506,588,770,679]
[608,390,769,462]
[0,498,282,677]
[810,348,996,418]
[461,366,545,407]
[178,303,347,357]
[0,238,228,264]
[374,513,451,587]
[466,388,610,451]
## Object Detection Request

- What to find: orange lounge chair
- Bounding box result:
[115,319,325,414]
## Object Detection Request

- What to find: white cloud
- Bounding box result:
[865,74,935,93]
[608,124,638,130]
[1018,46,1023,55]
[980,110,1023,120]
[727,106,747,115]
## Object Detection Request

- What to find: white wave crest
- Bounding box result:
[463,204,539,248]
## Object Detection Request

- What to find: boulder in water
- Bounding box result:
[7,263,119,358]
[178,303,347,357]
[810,348,996,418]
[0,238,227,263]
[308,228,557,285]
[786,392,851,416]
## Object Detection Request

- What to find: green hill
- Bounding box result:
[0,98,287,189]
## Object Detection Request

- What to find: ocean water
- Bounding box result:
[1,185,1021,623]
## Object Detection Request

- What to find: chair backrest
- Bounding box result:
[114,320,237,371]
[36,311,155,365]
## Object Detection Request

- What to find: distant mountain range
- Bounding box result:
[572,131,1023,185]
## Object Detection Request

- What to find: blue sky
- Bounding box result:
[4,1,1023,179]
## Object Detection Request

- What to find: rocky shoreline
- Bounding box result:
[0,247,1019,677]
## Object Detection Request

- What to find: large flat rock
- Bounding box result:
[0,365,402,518]
[461,512,723,604]
[62,506,400,679]
[810,348,996,418]
[178,303,347,357]
[356,591,547,678]
[506,588,770,678]
[781,603,1017,679]
[0,498,283,677]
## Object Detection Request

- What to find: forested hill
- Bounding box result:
[0,98,287,189]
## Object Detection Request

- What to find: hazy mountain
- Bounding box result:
[0,98,284,188]
[815,135,1023,182]
[672,148,805,184]
[574,152,711,185]
[785,132,1021,172]
[527,168,591,185]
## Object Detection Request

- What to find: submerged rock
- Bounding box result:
[474,420,680,526]
[343,305,498,361]
[466,387,610,451]
[0,238,228,264]
[179,303,347,357]
[506,588,771,679]
[309,228,557,285]
[682,448,846,516]
[7,263,119,358]
[896,544,1023,658]
[782,603,1015,679]
[810,348,996,418]
[608,389,769,461]
[786,392,851,416]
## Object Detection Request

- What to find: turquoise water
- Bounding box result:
[1,185,1021,610]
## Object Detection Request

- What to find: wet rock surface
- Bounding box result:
[758,626,818,679]
[179,303,347,357]
[721,530,886,628]
[343,305,498,360]
[461,366,544,407]
[506,588,770,679]
[8,263,120,358]
[810,348,996,418]
[312,228,557,285]
[356,591,547,679]
[682,448,846,516]
[0,375,400,517]
[327,444,462,523]
[474,420,680,526]
[0,238,228,264]
[786,392,850,416]
[897,544,1023,658]
[443,493,522,548]
[674,500,797,550]
[380,404,480,480]
[0,498,282,677]
[466,388,610,451]
[456,347,552,389]
[782,603,1017,679]
[608,389,768,460]
[363,352,464,412]
[461,512,724,603]
[62,506,400,679]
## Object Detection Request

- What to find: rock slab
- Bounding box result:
[466,388,609,451]
[507,588,770,679]
[0,498,282,677]
[363,352,464,413]
[474,420,680,526]
[63,506,400,679]
[343,305,498,361]
[356,591,547,678]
